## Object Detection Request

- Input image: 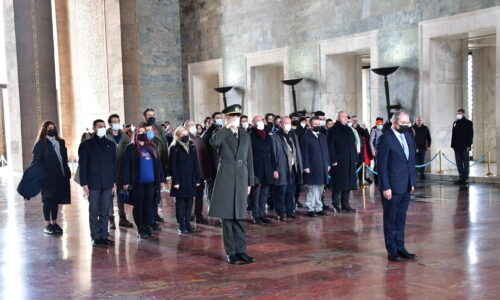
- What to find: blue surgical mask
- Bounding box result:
[215,119,223,126]
[146,131,155,140]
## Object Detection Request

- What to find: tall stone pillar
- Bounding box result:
[0,84,6,161]
[3,0,59,172]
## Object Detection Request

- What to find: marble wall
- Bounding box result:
[136,0,183,124]
[180,0,499,122]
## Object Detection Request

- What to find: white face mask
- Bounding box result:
[242,122,249,129]
[347,123,353,127]
[231,117,240,128]
[188,126,197,136]
[131,126,136,132]
[377,125,384,130]
[408,123,412,127]
[319,120,326,127]
[256,121,265,130]
[111,123,121,131]
[284,124,292,132]
[456,114,463,120]
[215,119,223,126]
[97,127,106,137]
[300,123,306,128]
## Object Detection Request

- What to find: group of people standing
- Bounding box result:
[17,102,474,264]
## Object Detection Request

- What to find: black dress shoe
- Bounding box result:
[109,216,116,230]
[261,218,273,224]
[101,238,115,245]
[151,222,162,231]
[332,205,341,213]
[236,253,256,264]
[342,207,356,213]
[186,224,197,233]
[388,252,401,261]
[137,229,149,239]
[317,210,328,216]
[398,250,417,259]
[287,214,298,219]
[226,255,242,265]
[92,239,104,247]
[296,201,304,208]
[322,205,330,211]
[253,218,262,224]
[178,227,188,234]
[155,215,165,223]
[306,211,316,217]
[52,223,63,234]
[195,217,209,225]
[278,215,287,221]
[44,224,56,235]
[119,216,134,228]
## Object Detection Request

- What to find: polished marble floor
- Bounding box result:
[1,168,500,299]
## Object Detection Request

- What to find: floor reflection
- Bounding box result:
[1,170,500,298]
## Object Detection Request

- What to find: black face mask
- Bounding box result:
[147,117,156,124]
[396,125,409,134]
[181,136,189,144]
[47,129,56,137]
[291,120,299,127]
[312,126,321,132]
[137,133,147,142]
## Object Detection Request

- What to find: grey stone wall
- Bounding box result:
[136,0,183,124]
[180,0,499,120]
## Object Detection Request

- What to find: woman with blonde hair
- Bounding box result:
[169,126,202,234]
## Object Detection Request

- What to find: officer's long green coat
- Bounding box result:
[209,127,254,220]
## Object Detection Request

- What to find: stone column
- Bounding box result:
[3,0,59,172]
[472,46,496,162]
[0,84,6,160]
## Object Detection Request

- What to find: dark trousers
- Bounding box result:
[194,182,205,218]
[132,182,155,228]
[381,191,410,254]
[416,150,426,178]
[268,185,276,210]
[252,184,270,219]
[294,184,301,202]
[275,171,297,216]
[331,189,351,209]
[176,197,193,228]
[373,159,379,185]
[454,150,470,182]
[222,219,246,256]
[109,187,126,217]
[88,188,112,240]
[42,201,58,221]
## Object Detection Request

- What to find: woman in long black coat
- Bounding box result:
[122,124,165,239]
[30,121,71,235]
[169,127,202,234]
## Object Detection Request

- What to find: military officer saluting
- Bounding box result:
[209,104,255,265]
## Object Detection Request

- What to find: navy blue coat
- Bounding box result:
[78,135,117,190]
[301,129,330,185]
[168,142,202,198]
[377,129,417,195]
[328,122,358,191]
[250,129,277,185]
[122,143,165,206]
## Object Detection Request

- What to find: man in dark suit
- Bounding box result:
[451,108,474,187]
[78,119,117,247]
[412,116,432,180]
[201,111,223,202]
[377,111,417,262]
[301,117,330,217]
[209,104,255,265]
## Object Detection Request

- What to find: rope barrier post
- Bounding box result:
[360,162,369,188]
[437,150,445,174]
[485,151,495,177]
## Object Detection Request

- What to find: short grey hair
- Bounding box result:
[391,111,408,122]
